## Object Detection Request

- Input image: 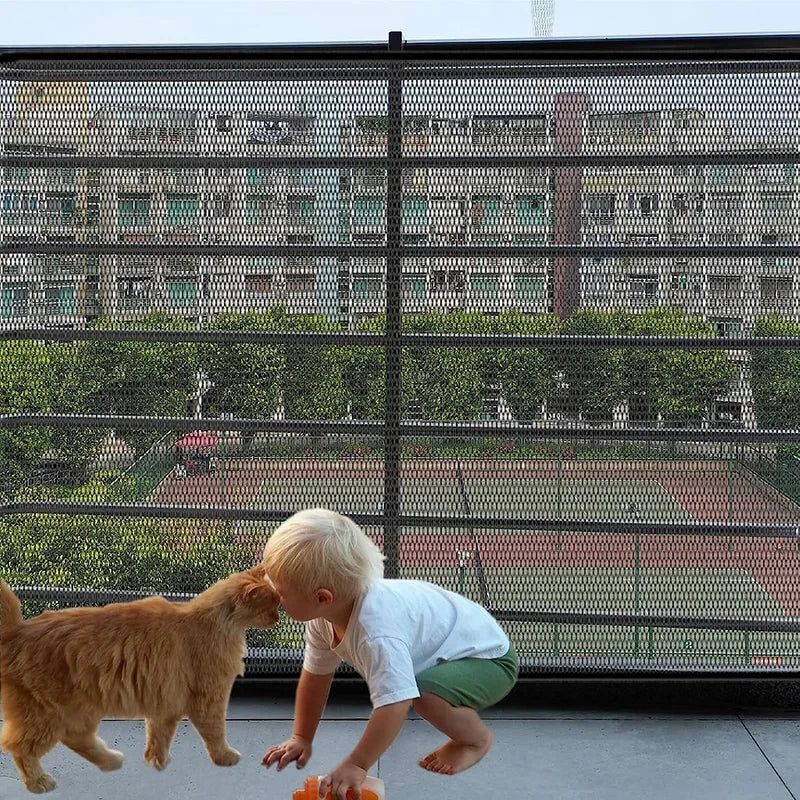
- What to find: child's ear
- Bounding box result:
[316,588,334,606]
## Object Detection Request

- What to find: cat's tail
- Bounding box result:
[0,579,23,638]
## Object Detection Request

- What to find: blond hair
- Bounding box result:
[262,508,384,598]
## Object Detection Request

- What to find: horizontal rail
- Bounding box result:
[1,503,797,539]
[1,328,798,349]
[11,585,800,635]
[14,585,196,603]
[2,414,798,442]
[490,608,800,634]
[3,243,799,260]
[3,32,800,59]
[2,152,798,170]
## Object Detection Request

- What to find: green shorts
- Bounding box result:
[415,644,519,710]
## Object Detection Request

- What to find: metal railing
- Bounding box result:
[3,33,800,677]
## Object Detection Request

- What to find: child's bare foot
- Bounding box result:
[418,732,492,775]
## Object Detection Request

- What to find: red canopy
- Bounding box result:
[175,431,220,451]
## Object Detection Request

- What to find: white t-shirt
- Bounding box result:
[302,579,510,708]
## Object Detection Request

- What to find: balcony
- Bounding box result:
[2,684,799,799]
[4,35,800,761]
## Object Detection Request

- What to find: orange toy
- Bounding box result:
[292,774,386,800]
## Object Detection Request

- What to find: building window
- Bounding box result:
[629,274,658,301]
[628,194,660,216]
[709,275,742,299]
[711,318,743,340]
[515,195,546,223]
[246,167,275,186]
[168,280,198,308]
[208,194,231,219]
[761,192,793,216]
[287,196,315,222]
[86,196,100,228]
[586,193,616,218]
[471,196,502,227]
[288,168,315,187]
[353,275,383,299]
[402,197,428,227]
[245,195,275,226]
[711,165,742,185]
[117,276,152,310]
[3,167,31,183]
[671,193,704,216]
[118,197,151,227]
[759,163,795,185]
[760,276,793,307]
[431,268,466,293]
[1,284,29,318]
[710,194,743,214]
[43,193,76,223]
[245,275,273,294]
[471,272,501,295]
[670,273,689,291]
[472,115,547,147]
[43,283,76,315]
[286,273,316,294]
[355,167,387,188]
[402,274,427,298]
[166,194,199,226]
[85,276,99,314]
[353,198,385,226]
[2,191,38,219]
[515,274,546,300]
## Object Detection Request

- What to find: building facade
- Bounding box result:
[3,81,799,426]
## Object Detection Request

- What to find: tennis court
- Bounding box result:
[152,456,800,665]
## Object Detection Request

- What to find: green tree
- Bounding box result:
[202,310,285,450]
[559,308,630,421]
[406,310,492,421]
[343,312,415,420]
[83,312,200,454]
[0,340,73,497]
[493,309,560,422]
[282,314,348,420]
[750,314,800,430]
[626,307,735,425]
[47,341,108,482]
[1,477,251,597]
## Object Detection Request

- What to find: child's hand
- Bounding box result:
[261,734,312,771]
[319,760,368,800]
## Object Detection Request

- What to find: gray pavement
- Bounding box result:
[3,685,800,799]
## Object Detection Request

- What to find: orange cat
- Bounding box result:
[0,566,279,793]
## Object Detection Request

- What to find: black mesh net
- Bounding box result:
[2,51,800,675]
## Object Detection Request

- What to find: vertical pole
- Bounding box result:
[557,436,563,551]
[633,532,641,656]
[383,31,404,578]
[727,441,734,552]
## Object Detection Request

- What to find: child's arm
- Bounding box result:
[262,668,334,770]
[320,699,412,797]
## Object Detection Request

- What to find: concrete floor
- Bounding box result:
[3,682,800,799]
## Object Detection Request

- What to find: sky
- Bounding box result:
[1,0,800,47]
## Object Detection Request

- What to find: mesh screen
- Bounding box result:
[2,52,800,675]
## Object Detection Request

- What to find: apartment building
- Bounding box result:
[3,82,798,425]
[580,108,800,425]
[338,113,552,327]
[1,81,95,328]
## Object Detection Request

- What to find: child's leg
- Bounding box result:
[412,692,492,774]
[412,645,518,775]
